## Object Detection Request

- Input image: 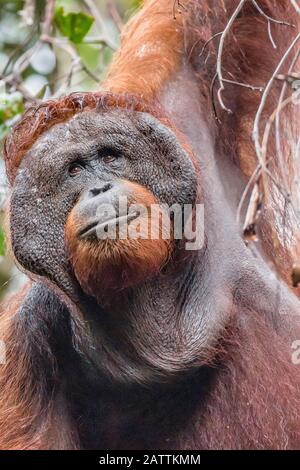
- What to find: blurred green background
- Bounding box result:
[0,0,140,298]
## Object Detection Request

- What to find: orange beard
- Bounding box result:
[65,183,172,302]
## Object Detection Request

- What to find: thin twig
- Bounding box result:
[276,72,300,84]
[216,0,246,113]
[242,182,261,240]
[267,19,277,49]
[252,32,300,166]
[261,90,300,204]
[106,0,123,32]
[210,72,221,122]
[275,48,300,196]
[0,42,41,85]
[2,28,37,75]
[82,36,112,45]
[236,164,262,227]
[41,0,56,36]
[252,0,295,49]
[252,0,295,27]
[83,0,118,50]
[199,32,223,59]
[188,32,223,62]
[1,74,38,103]
[222,78,264,92]
[173,0,187,20]
[19,0,35,26]
[291,0,300,14]
[41,35,100,85]
[1,0,55,90]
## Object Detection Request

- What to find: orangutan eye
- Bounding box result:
[103,154,116,164]
[99,148,122,165]
[68,161,85,177]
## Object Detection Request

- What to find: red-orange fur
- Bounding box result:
[102,0,187,98]
[179,311,300,449]
[0,284,79,450]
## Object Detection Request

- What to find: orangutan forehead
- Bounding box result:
[27,109,172,164]
[3,92,162,185]
[33,110,140,146]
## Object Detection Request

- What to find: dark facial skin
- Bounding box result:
[9,109,197,298]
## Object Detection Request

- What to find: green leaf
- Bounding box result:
[76,43,100,70]
[55,7,94,44]
[0,228,6,257]
[0,91,24,139]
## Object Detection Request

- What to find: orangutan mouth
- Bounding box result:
[79,212,140,239]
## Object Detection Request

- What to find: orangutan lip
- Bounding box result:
[77,217,99,238]
[79,212,139,239]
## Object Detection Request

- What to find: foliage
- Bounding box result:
[0,91,24,139]
[0,0,139,140]
[54,7,94,43]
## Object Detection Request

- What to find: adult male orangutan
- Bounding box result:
[1,0,300,449]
